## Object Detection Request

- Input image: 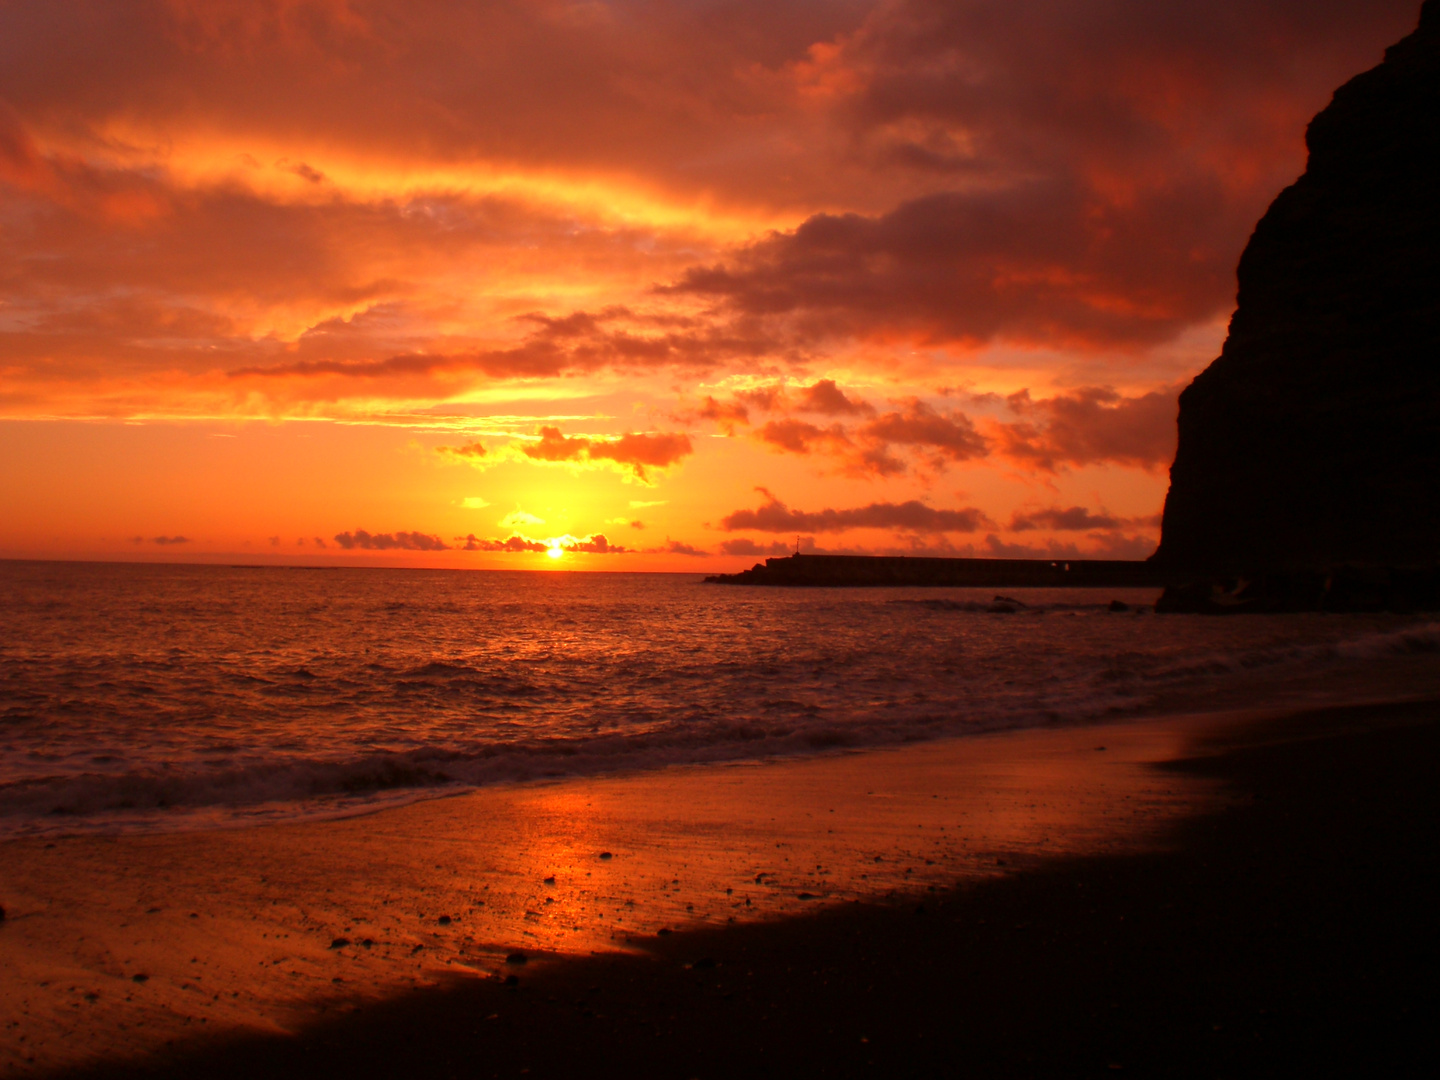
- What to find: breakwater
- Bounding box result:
[704,554,1164,588]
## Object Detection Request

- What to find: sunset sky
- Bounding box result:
[0,0,1419,569]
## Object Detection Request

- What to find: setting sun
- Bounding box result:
[1,3,1435,1078]
[11,0,1418,572]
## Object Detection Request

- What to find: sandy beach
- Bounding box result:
[3,654,1438,1078]
[3,710,1225,1074]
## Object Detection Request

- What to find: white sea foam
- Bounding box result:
[1,563,1433,837]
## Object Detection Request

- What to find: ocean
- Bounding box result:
[1,560,1436,838]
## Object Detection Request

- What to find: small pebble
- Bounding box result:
[329,937,351,949]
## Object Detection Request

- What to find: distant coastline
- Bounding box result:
[704,553,1162,588]
[704,553,1440,613]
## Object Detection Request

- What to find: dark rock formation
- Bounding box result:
[1155,3,1440,590]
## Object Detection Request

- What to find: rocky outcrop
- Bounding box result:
[1154,2,1440,591]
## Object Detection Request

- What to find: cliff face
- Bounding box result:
[1154,2,1440,575]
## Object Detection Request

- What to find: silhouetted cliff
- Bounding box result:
[1155,2,1440,582]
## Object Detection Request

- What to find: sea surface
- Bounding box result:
[1,560,1436,838]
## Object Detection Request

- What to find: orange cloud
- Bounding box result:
[718,537,794,557]
[457,532,628,554]
[0,0,1419,565]
[333,529,448,551]
[437,441,487,459]
[988,385,1180,472]
[522,426,693,482]
[719,489,993,534]
[747,398,986,478]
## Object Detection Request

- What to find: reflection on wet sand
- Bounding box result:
[0,714,1226,1074]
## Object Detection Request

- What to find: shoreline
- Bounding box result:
[52,697,1440,1078]
[4,711,1227,1075]
[8,636,1438,846]
[2,677,1437,1075]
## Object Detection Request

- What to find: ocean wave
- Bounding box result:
[888,596,1146,615]
[1335,621,1440,658]
[3,564,1434,839]
[0,690,1144,836]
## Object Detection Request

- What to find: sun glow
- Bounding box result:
[78,124,795,242]
[546,544,565,560]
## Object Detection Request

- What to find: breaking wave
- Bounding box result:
[1,563,1434,837]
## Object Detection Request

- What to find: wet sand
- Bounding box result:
[4,689,1440,1077]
